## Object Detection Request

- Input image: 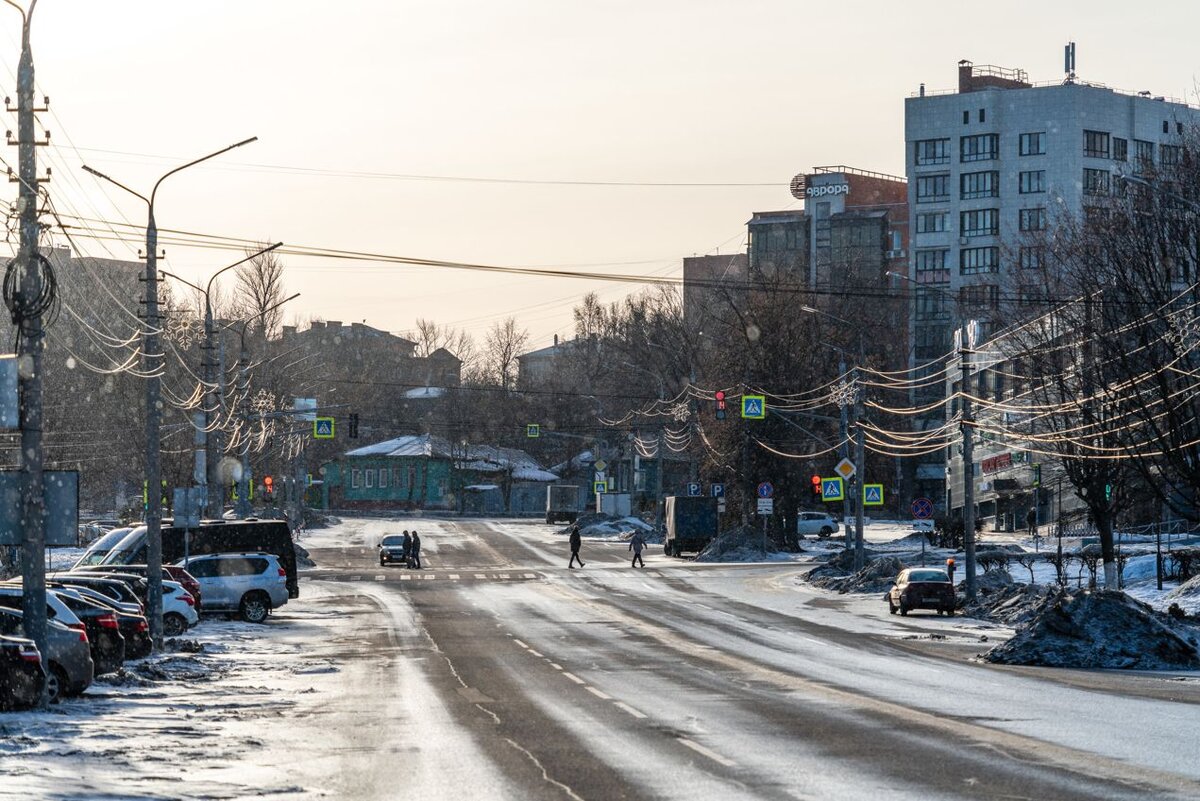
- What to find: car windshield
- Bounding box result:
[908,569,950,583]
[381,536,404,546]
[74,527,132,566]
[100,527,146,565]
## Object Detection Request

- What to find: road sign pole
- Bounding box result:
[853,369,865,571]
[838,357,851,549]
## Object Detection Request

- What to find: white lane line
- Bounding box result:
[400,574,412,581]
[498,573,511,579]
[424,574,436,580]
[374,575,386,581]
[549,663,563,670]
[585,686,611,700]
[513,639,529,649]
[561,672,586,685]
[448,574,460,580]
[678,738,737,767]
[613,701,647,719]
[474,573,486,580]
[528,649,543,658]
[350,575,362,581]
[523,573,536,579]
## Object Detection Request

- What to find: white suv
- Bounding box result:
[796,511,838,538]
[176,553,289,623]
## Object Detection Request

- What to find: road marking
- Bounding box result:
[561,672,586,685]
[498,573,510,579]
[528,649,543,658]
[474,573,486,580]
[549,663,563,670]
[424,574,436,580]
[513,639,529,649]
[400,574,411,581]
[448,574,460,580]
[678,738,736,767]
[613,701,647,719]
[585,686,611,700]
[374,575,386,581]
[350,575,362,581]
[523,573,536,579]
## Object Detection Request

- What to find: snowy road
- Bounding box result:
[3,515,1200,800]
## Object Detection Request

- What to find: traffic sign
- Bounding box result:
[863,484,884,507]
[911,497,934,519]
[756,497,774,515]
[313,417,335,439]
[741,395,766,419]
[821,477,844,502]
[686,482,702,497]
[593,459,607,472]
[593,481,607,494]
[912,519,934,532]
[834,458,856,480]
[710,483,725,498]
[526,423,540,438]
[756,481,774,499]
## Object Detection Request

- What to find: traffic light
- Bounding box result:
[715,390,726,420]
[811,474,822,497]
[348,413,360,439]
[1032,463,1041,487]
[264,475,274,500]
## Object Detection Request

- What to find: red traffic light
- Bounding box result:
[811,474,821,486]
[264,476,273,489]
[715,390,725,401]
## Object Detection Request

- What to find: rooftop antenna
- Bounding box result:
[1064,41,1076,84]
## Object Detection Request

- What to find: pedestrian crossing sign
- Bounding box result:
[821,477,844,502]
[594,481,607,494]
[863,484,884,507]
[314,417,335,439]
[741,394,766,419]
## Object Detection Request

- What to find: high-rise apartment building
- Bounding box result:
[905,55,1200,508]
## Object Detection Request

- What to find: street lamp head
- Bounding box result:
[799,305,818,314]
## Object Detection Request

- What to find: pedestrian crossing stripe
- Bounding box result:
[863,484,884,506]
[821,477,844,502]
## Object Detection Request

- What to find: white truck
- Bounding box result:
[546,485,581,524]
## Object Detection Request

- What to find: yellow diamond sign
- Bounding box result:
[834,458,856,481]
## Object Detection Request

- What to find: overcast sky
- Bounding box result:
[11,1,1200,349]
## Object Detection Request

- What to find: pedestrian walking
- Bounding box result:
[401,530,412,568]
[568,525,584,568]
[1025,507,1038,539]
[410,530,422,569]
[629,532,646,568]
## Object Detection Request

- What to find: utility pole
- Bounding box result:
[960,322,978,602]
[852,364,866,571]
[838,356,851,550]
[9,0,49,707]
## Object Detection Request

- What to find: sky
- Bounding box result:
[9,0,1200,350]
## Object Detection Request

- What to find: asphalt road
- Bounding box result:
[302,517,1200,801]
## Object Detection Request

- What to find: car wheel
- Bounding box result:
[819,527,833,538]
[944,607,955,617]
[887,599,898,615]
[379,558,386,567]
[239,592,271,624]
[163,612,188,637]
[664,543,672,556]
[45,664,67,703]
[899,601,909,616]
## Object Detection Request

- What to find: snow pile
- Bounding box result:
[808,553,906,594]
[562,513,659,542]
[294,542,316,568]
[1165,574,1200,614]
[695,525,779,562]
[985,589,1200,670]
[965,581,1058,626]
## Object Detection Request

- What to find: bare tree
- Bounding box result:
[483,318,529,391]
[411,317,477,370]
[234,243,286,339]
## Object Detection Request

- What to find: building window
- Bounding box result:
[960,283,1000,309]
[1019,132,1045,156]
[365,469,374,488]
[1018,170,1045,194]
[961,133,999,162]
[979,108,986,123]
[915,286,948,321]
[391,467,401,488]
[1083,168,1110,196]
[915,212,948,234]
[960,170,999,199]
[963,110,970,125]
[914,249,948,273]
[351,469,361,489]
[1135,139,1155,169]
[1163,120,1170,134]
[1083,130,1110,158]
[1178,122,1185,135]
[1162,144,1184,167]
[960,246,999,274]
[379,468,388,489]
[960,208,999,237]
[1019,207,1046,232]
[915,138,950,165]
[916,174,949,203]
[1019,245,1046,270]
[1112,137,1128,162]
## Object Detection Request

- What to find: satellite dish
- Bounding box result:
[789,174,807,200]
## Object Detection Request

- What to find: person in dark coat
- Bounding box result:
[410,530,422,569]
[568,525,584,568]
[629,532,646,568]
[1025,508,1038,539]
[401,530,412,567]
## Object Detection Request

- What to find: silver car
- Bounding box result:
[0,607,94,702]
[177,553,289,623]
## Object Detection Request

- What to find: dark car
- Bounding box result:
[0,608,93,701]
[50,588,127,675]
[0,634,45,710]
[48,573,146,611]
[73,564,202,610]
[65,586,151,660]
[885,568,956,616]
[378,535,408,566]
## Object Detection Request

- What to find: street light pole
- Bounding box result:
[82,136,257,651]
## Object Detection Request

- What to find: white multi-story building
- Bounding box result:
[904,56,1200,509]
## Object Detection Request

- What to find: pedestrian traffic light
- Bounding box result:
[715,390,726,420]
[811,474,821,497]
[264,475,274,499]
[1032,463,1041,486]
[348,413,360,439]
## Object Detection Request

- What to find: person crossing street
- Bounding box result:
[629,531,646,568]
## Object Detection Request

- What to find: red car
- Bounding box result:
[73,564,202,610]
[885,568,956,616]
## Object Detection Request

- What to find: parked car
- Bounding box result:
[45,574,146,612]
[73,564,201,609]
[47,588,126,675]
[0,608,93,701]
[0,634,45,710]
[72,526,133,567]
[796,511,839,539]
[0,584,87,630]
[67,587,150,659]
[378,535,407,566]
[178,553,289,623]
[885,568,956,616]
[161,580,200,636]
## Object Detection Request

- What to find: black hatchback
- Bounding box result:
[885,568,956,616]
[50,589,127,675]
[0,634,45,710]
